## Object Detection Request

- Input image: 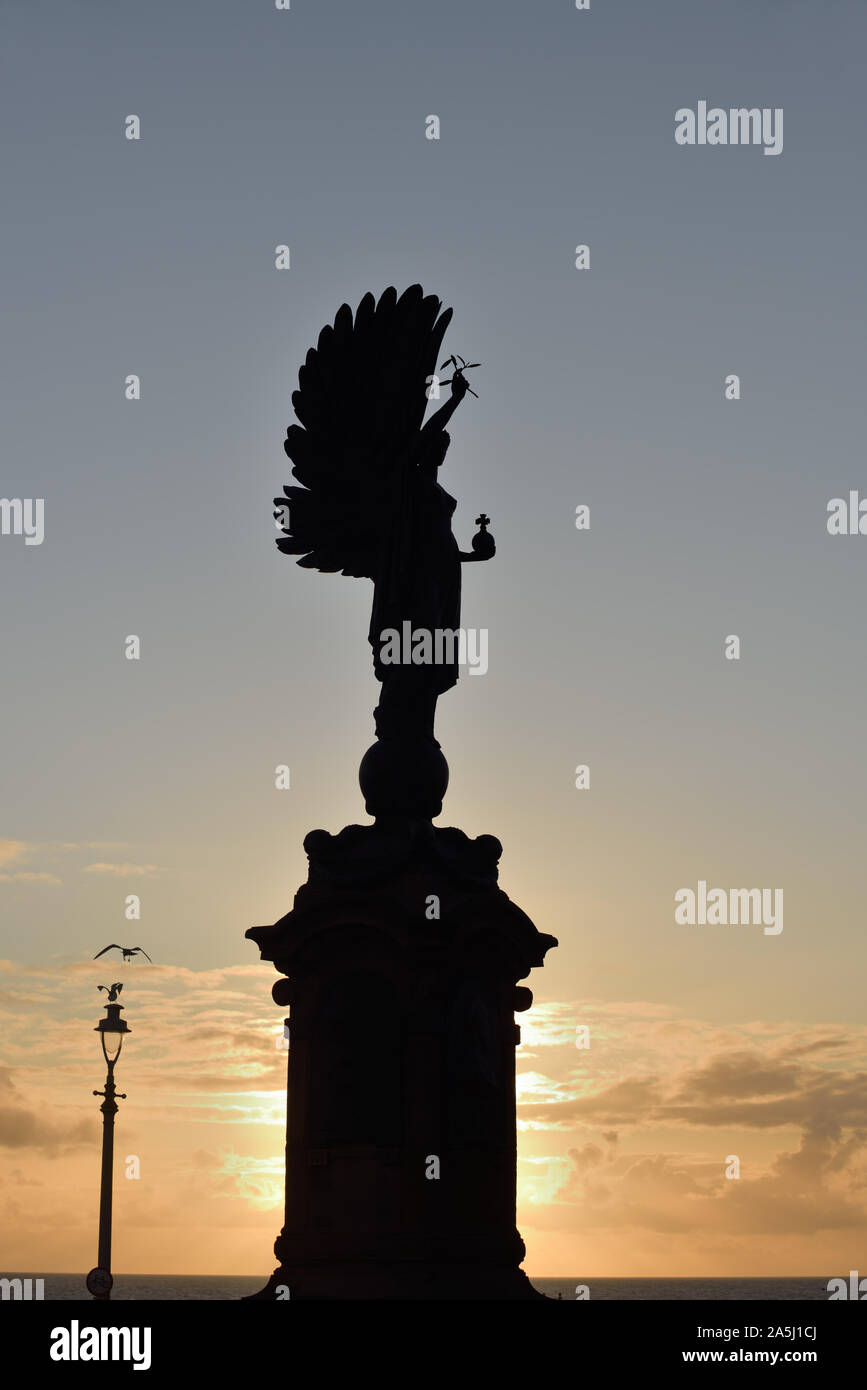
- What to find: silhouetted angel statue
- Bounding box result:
[273,286,494,819]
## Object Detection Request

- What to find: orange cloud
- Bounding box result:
[82,863,164,876]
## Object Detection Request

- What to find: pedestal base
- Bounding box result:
[246,820,556,1302]
[246,1261,545,1301]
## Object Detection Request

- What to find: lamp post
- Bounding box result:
[87,989,131,1301]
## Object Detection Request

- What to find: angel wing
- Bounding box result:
[274,285,453,579]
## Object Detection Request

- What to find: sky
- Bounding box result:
[1,0,866,1281]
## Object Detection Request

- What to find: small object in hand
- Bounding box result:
[439,354,480,397]
[471,512,495,559]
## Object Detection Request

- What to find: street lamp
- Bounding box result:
[87,989,131,1300]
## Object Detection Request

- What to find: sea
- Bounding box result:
[9,1275,833,1301]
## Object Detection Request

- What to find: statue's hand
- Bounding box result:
[450,371,470,401]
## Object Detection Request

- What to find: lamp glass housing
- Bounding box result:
[99,1026,124,1064]
[96,1005,130,1064]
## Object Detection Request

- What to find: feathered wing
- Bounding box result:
[274,285,453,578]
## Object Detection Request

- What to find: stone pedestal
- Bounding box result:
[246,819,556,1300]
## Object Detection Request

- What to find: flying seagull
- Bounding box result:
[98,983,124,1002]
[93,944,152,963]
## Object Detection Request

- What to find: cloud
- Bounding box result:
[0,839,134,883]
[52,842,129,853]
[671,1050,803,1102]
[0,841,33,868]
[203,1152,285,1208]
[0,1072,92,1155]
[0,872,61,885]
[520,1076,665,1128]
[516,1028,867,1243]
[82,863,164,877]
[142,1070,283,1094]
